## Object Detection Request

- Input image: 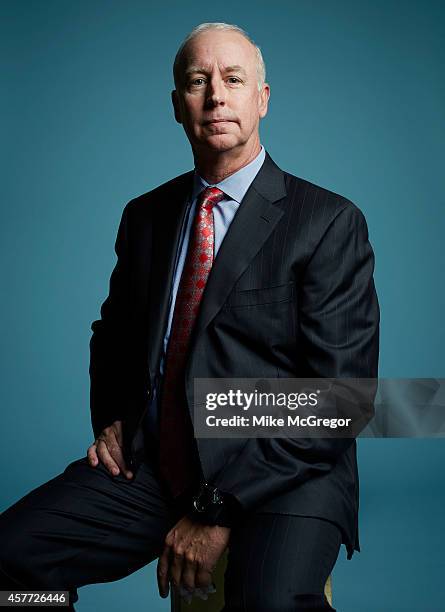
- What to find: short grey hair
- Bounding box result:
[173,22,266,91]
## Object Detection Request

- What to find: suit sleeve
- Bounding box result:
[89,203,133,439]
[213,202,380,515]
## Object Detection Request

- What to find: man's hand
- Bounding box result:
[157,515,230,598]
[87,420,133,479]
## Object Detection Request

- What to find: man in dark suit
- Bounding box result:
[0,22,379,611]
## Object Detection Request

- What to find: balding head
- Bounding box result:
[173,22,266,92]
[171,23,270,177]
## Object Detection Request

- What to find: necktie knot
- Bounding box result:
[199,187,225,210]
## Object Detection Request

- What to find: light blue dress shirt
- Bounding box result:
[144,145,266,439]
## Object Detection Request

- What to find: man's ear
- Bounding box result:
[171,90,182,124]
[258,83,270,119]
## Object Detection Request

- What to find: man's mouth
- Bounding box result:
[204,119,234,125]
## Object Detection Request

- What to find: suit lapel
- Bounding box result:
[186,151,287,369]
[145,152,287,381]
[146,171,194,378]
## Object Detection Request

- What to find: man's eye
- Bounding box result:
[189,77,241,86]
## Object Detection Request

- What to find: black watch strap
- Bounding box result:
[191,483,241,527]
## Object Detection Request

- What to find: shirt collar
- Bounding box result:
[192,145,266,204]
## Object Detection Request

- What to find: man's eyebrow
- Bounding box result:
[223,65,247,75]
[185,64,247,77]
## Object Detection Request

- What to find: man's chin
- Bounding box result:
[198,135,241,154]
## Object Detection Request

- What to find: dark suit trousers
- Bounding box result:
[0,444,341,612]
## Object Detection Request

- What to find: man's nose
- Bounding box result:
[205,78,226,106]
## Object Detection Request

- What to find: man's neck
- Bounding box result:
[193,142,262,184]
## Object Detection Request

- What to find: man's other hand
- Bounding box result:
[87,420,133,480]
[157,515,230,598]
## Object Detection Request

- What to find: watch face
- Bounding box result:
[193,497,208,513]
[193,484,223,512]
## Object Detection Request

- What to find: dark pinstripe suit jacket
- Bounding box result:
[89,150,380,559]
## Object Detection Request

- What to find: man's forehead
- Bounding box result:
[185,63,248,75]
[182,32,255,69]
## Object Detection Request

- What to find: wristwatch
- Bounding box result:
[191,482,239,527]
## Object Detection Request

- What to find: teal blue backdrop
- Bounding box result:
[1,1,444,610]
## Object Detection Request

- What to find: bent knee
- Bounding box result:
[0,516,25,586]
[0,509,46,588]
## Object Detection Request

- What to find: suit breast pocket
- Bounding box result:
[225,282,295,309]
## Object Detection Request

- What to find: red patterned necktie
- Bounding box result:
[159,186,225,498]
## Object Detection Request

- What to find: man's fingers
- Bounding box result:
[86,424,133,479]
[181,553,199,592]
[95,440,122,475]
[157,545,171,598]
[112,420,123,446]
[195,567,213,590]
[99,436,132,477]
[86,444,99,467]
[170,549,185,590]
[107,424,133,478]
